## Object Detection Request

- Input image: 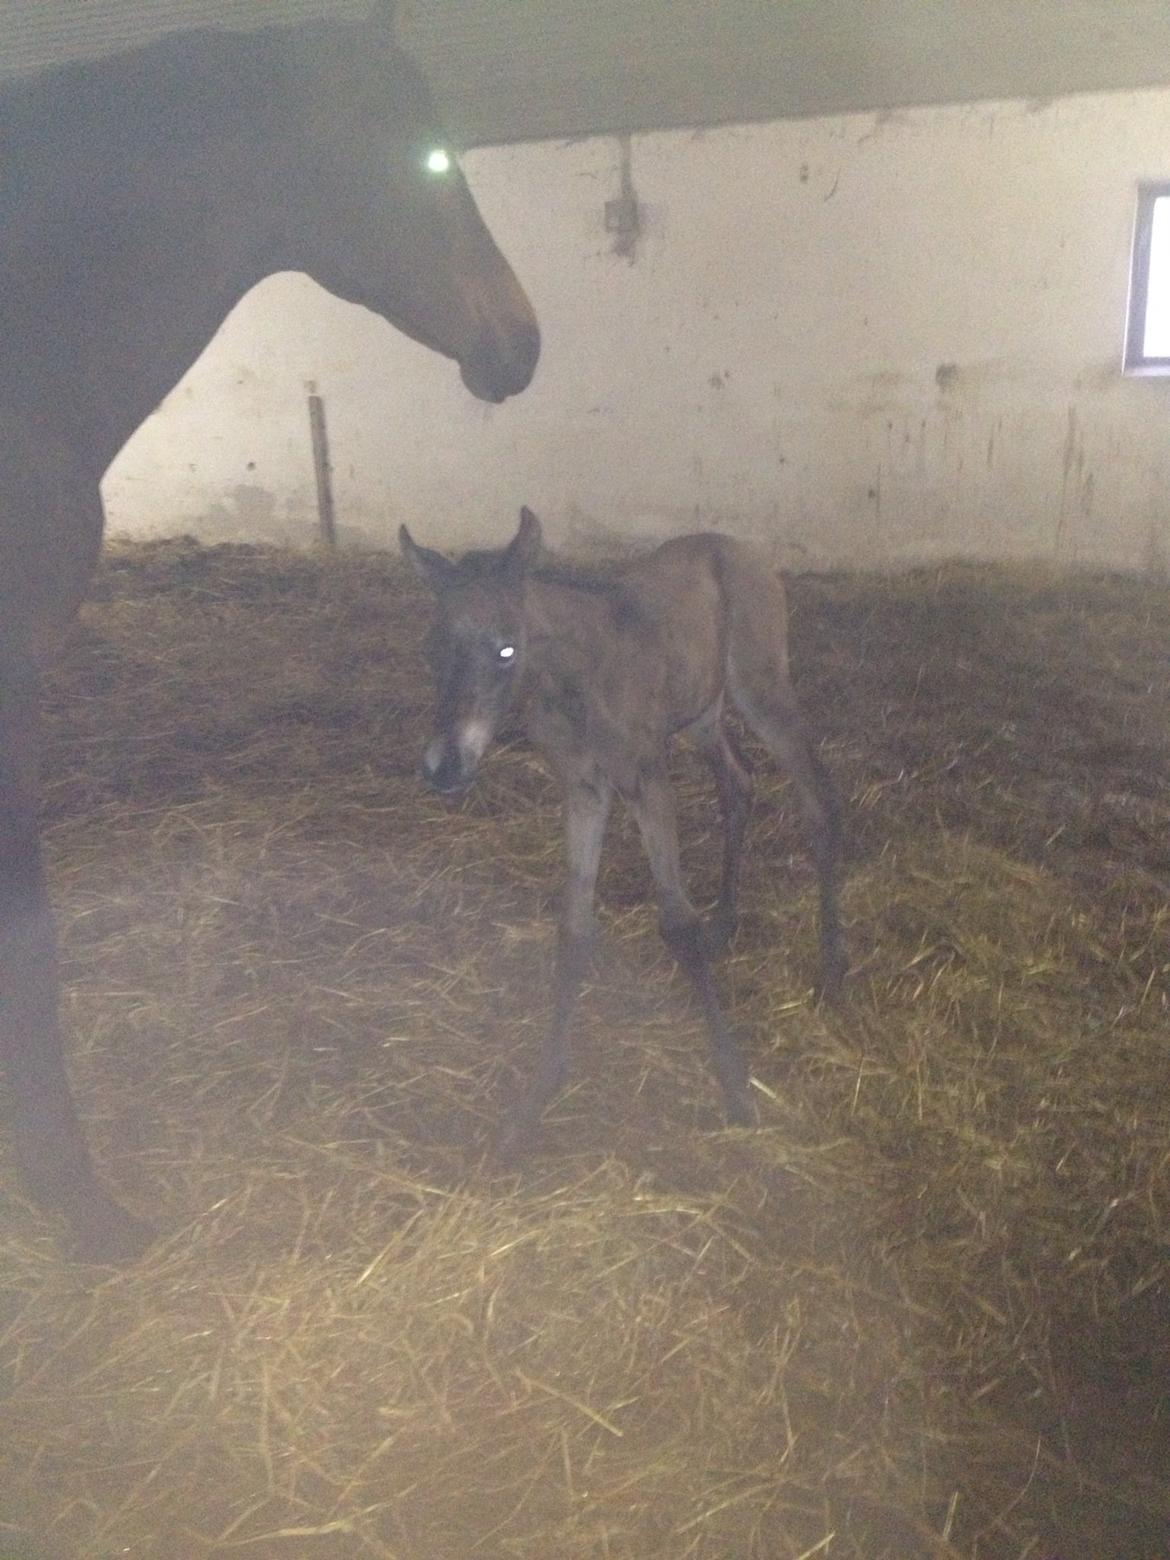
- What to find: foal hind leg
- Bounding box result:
[689,703,753,957]
[497,773,613,1159]
[728,678,847,1000]
[627,763,754,1126]
[0,640,151,1260]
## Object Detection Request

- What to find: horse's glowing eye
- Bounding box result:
[497,644,516,663]
[425,147,452,175]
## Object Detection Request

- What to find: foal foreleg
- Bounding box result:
[628,766,754,1127]
[497,775,613,1157]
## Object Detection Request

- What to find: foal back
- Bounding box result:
[608,533,797,734]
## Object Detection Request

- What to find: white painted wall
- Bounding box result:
[103,88,1170,570]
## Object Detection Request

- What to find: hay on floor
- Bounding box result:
[0,538,1167,1558]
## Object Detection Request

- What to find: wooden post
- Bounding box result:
[307,382,337,547]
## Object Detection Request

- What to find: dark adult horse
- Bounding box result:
[0,8,539,1260]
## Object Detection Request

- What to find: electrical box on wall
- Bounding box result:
[605,192,641,253]
[605,134,642,260]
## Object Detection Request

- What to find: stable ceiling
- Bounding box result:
[4,0,1170,145]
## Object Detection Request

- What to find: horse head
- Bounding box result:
[278,11,539,402]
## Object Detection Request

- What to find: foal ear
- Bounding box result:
[500,507,543,576]
[399,525,454,590]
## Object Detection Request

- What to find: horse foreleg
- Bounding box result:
[497,774,613,1159]
[627,764,755,1127]
[0,647,151,1261]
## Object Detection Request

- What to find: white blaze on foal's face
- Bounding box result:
[455,716,492,769]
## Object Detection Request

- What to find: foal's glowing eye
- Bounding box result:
[497,644,516,663]
[425,147,452,175]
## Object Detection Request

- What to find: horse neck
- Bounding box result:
[2,39,288,477]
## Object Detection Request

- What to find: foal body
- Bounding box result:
[402,510,845,1151]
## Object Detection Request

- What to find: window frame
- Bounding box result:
[1124,180,1170,376]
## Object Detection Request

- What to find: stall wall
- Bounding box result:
[104,88,1170,570]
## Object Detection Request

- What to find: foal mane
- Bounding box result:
[451,546,629,600]
[447,542,648,632]
[532,562,627,596]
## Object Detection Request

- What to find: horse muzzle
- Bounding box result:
[459,318,540,403]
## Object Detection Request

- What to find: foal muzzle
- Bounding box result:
[421,720,491,794]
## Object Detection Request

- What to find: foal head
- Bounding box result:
[401,508,542,793]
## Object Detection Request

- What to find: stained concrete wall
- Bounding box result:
[103,87,1170,570]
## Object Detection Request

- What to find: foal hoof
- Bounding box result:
[816,949,849,1007]
[68,1200,156,1266]
[704,909,739,960]
[723,1083,758,1129]
[492,1112,540,1167]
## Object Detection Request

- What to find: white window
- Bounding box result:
[1125,182,1170,374]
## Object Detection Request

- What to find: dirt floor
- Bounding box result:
[1,537,1168,1559]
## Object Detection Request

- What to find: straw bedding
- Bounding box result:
[0,537,1167,1558]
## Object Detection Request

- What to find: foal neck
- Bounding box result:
[526,569,637,656]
